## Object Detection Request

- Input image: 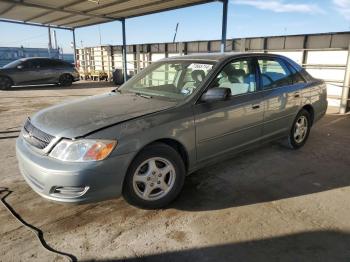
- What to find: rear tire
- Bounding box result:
[58,74,73,87]
[286,109,311,149]
[122,143,185,209]
[0,76,12,90]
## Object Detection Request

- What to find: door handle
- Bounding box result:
[294,92,300,98]
[252,104,260,109]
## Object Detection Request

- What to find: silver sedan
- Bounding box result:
[16,53,328,209]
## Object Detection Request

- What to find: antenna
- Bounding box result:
[173,22,179,43]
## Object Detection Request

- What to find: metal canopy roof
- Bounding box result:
[0,0,215,29]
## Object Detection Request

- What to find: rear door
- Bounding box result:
[14,60,42,85]
[194,57,264,162]
[35,59,59,84]
[257,57,305,140]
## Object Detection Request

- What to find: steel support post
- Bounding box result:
[48,26,52,57]
[220,0,228,53]
[72,29,77,66]
[121,19,128,83]
[340,44,350,114]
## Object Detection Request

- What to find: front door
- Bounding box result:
[11,60,42,85]
[194,58,264,162]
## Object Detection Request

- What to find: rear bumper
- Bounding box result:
[73,73,80,82]
[16,136,134,204]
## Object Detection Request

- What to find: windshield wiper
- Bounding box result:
[135,92,152,99]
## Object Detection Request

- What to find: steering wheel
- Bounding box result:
[181,85,194,95]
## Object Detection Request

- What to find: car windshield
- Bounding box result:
[120,60,215,101]
[2,59,23,69]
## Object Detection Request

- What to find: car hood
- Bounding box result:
[31,92,177,138]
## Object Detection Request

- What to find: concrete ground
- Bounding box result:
[0,81,350,262]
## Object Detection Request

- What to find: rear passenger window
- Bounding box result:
[286,63,306,84]
[258,59,293,89]
[30,60,42,69]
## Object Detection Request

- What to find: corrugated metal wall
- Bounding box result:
[76,31,350,111]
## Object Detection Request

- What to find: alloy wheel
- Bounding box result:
[132,157,176,201]
[294,115,308,144]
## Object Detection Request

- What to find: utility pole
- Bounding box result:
[173,22,179,43]
[98,25,102,46]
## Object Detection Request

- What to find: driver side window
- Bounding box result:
[212,59,257,96]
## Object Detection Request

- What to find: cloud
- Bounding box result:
[231,0,324,14]
[333,0,350,20]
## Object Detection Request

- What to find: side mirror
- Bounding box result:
[201,87,231,102]
[17,65,24,69]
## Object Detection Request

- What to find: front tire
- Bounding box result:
[58,74,73,87]
[0,76,12,90]
[122,143,185,209]
[287,109,311,149]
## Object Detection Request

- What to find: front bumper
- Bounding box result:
[16,136,134,204]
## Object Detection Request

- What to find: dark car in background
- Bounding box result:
[0,57,79,90]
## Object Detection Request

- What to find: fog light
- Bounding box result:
[51,186,89,198]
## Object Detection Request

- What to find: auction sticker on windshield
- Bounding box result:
[188,63,213,71]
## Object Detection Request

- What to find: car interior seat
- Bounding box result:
[219,68,251,96]
[191,70,206,88]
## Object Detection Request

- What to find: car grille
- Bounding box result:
[22,119,55,149]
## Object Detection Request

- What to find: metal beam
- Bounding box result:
[121,19,127,83]
[1,0,217,29]
[24,0,87,22]
[106,0,214,19]
[83,0,133,14]
[0,0,116,21]
[0,18,72,30]
[24,11,52,22]
[0,3,15,15]
[220,0,228,53]
[59,17,93,27]
[73,0,215,28]
[42,14,73,25]
[106,0,177,17]
[340,44,350,114]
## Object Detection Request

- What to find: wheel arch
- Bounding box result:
[59,73,73,81]
[0,75,14,86]
[127,138,190,175]
[152,138,189,172]
[301,104,315,126]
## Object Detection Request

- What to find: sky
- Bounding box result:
[0,0,349,54]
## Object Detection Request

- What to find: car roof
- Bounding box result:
[163,52,289,63]
[19,57,64,62]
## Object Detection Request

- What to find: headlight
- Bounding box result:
[49,139,117,162]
